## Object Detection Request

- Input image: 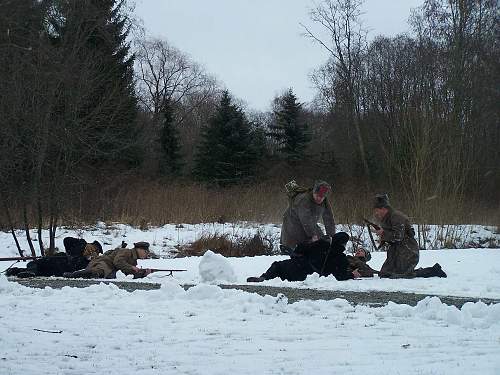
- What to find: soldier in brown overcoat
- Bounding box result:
[346,248,377,278]
[372,194,420,277]
[63,242,152,279]
[280,180,336,251]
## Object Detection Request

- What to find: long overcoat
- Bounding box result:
[280,191,336,249]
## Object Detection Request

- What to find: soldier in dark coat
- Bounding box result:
[63,242,152,279]
[280,180,336,252]
[5,237,102,278]
[247,232,359,282]
[372,194,446,278]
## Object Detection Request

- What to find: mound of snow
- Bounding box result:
[198,250,236,283]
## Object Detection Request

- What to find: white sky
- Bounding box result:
[134,0,424,111]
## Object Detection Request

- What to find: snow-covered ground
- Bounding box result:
[1,222,500,374]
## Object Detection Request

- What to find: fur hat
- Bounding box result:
[83,243,101,260]
[313,180,331,198]
[360,248,371,262]
[373,193,390,208]
[134,241,150,250]
[92,240,103,253]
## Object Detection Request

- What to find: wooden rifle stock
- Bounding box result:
[363,218,381,231]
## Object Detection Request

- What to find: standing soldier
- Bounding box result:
[280,180,336,253]
[372,194,420,277]
[64,242,152,279]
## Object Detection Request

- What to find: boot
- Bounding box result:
[63,270,93,279]
[246,276,265,283]
[431,263,447,278]
[5,267,23,277]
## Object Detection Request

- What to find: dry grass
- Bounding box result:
[3,178,499,229]
[175,232,275,258]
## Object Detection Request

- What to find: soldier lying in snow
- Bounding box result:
[247,232,364,282]
[6,237,102,278]
[63,241,152,279]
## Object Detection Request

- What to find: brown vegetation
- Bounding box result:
[175,232,275,258]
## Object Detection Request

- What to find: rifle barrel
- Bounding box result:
[0,256,39,262]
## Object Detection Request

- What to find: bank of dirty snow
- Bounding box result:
[1,222,500,374]
[1,275,499,375]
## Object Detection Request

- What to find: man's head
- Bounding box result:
[83,243,101,260]
[330,232,349,254]
[373,193,390,220]
[134,241,151,259]
[354,247,371,261]
[312,180,331,204]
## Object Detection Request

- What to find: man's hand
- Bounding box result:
[311,235,319,242]
[352,269,362,279]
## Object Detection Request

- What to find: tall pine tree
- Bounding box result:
[269,89,311,164]
[194,91,261,185]
[53,0,140,165]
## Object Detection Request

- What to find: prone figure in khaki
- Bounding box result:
[63,241,152,279]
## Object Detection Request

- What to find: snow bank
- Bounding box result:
[1,276,499,374]
[198,250,236,283]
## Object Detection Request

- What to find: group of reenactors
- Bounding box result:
[247,181,447,282]
[6,240,154,280]
[5,179,447,283]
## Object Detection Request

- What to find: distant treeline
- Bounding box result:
[0,0,498,253]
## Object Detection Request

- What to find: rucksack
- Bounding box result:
[284,180,311,202]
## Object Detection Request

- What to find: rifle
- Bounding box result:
[363,218,383,250]
[0,256,41,262]
[147,268,187,276]
[363,218,381,231]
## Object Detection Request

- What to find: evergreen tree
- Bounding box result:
[194,91,261,185]
[52,0,141,165]
[269,89,311,164]
[159,100,183,175]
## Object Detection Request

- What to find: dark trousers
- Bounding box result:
[262,258,312,282]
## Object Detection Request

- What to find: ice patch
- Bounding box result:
[198,250,236,283]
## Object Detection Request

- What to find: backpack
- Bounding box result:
[284,180,311,202]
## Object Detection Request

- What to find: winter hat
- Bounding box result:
[313,180,331,199]
[331,232,349,246]
[92,240,103,253]
[373,193,390,208]
[361,248,372,262]
[83,244,100,260]
[134,241,150,250]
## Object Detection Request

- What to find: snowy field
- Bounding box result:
[1,222,500,374]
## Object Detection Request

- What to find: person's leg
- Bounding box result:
[247,259,309,282]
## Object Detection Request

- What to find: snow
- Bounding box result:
[1,222,500,374]
[198,250,237,283]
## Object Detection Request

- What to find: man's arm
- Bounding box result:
[322,198,336,236]
[380,214,407,243]
[296,200,324,240]
[112,250,137,275]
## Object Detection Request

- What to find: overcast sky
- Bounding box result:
[133,0,424,112]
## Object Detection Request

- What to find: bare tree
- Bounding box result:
[134,37,217,123]
[302,0,371,187]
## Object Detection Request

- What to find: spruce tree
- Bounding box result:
[54,0,140,165]
[269,89,311,164]
[194,91,261,185]
[159,100,183,175]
